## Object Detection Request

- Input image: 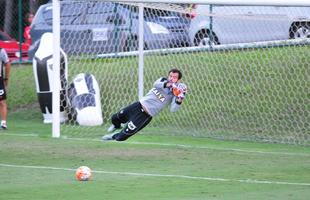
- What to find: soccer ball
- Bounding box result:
[75,166,92,181]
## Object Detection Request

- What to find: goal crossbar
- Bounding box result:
[116,0,310,6]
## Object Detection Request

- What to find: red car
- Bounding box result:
[0,31,29,62]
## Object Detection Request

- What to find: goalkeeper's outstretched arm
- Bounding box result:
[170,83,187,112]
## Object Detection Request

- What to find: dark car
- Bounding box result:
[0,31,29,62]
[29,1,190,60]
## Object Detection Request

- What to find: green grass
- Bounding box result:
[1,124,310,200]
[3,51,310,199]
[8,45,310,145]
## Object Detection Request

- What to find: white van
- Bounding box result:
[189,5,310,46]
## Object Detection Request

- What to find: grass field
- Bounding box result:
[8,45,310,145]
[1,114,310,200]
[3,44,309,199]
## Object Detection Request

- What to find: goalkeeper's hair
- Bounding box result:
[169,68,182,80]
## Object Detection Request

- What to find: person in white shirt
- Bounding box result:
[0,48,11,129]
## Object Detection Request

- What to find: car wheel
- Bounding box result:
[194,30,219,46]
[289,22,310,39]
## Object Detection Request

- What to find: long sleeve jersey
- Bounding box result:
[139,77,182,117]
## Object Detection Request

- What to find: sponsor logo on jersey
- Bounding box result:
[151,88,165,102]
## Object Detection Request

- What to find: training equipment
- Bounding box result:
[75,166,92,181]
[47,1,309,145]
[67,73,103,126]
[32,32,68,124]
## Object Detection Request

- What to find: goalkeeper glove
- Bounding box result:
[172,83,187,99]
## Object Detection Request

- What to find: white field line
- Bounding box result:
[0,163,309,186]
[63,136,310,157]
[125,141,310,157]
[1,133,310,157]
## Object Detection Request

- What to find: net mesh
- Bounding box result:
[44,1,310,145]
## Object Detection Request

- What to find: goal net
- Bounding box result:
[49,0,309,145]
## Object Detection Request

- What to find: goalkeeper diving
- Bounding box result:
[102,68,187,141]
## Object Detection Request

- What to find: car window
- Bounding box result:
[120,4,138,12]
[145,8,174,17]
[42,2,85,25]
[85,2,126,25]
[61,2,85,25]
[87,2,115,14]
[41,6,52,25]
[121,4,178,18]
[86,13,125,25]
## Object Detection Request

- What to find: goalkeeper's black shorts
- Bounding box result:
[0,77,7,101]
[111,101,152,141]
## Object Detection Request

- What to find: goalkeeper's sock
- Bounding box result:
[107,125,117,133]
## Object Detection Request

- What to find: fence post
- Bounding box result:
[18,0,23,62]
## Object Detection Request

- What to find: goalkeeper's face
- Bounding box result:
[168,72,180,84]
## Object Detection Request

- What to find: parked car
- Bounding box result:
[189,5,310,46]
[29,1,190,60]
[0,31,29,62]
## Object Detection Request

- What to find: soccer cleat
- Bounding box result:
[1,122,7,130]
[102,133,115,141]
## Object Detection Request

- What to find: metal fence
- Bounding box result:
[0,0,49,63]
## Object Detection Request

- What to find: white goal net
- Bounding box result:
[46,0,309,145]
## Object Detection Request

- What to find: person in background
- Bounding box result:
[102,68,187,141]
[24,13,34,45]
[0,48,11,129]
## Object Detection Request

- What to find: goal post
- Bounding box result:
[51,0,309,145]
[52,0,61,138]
